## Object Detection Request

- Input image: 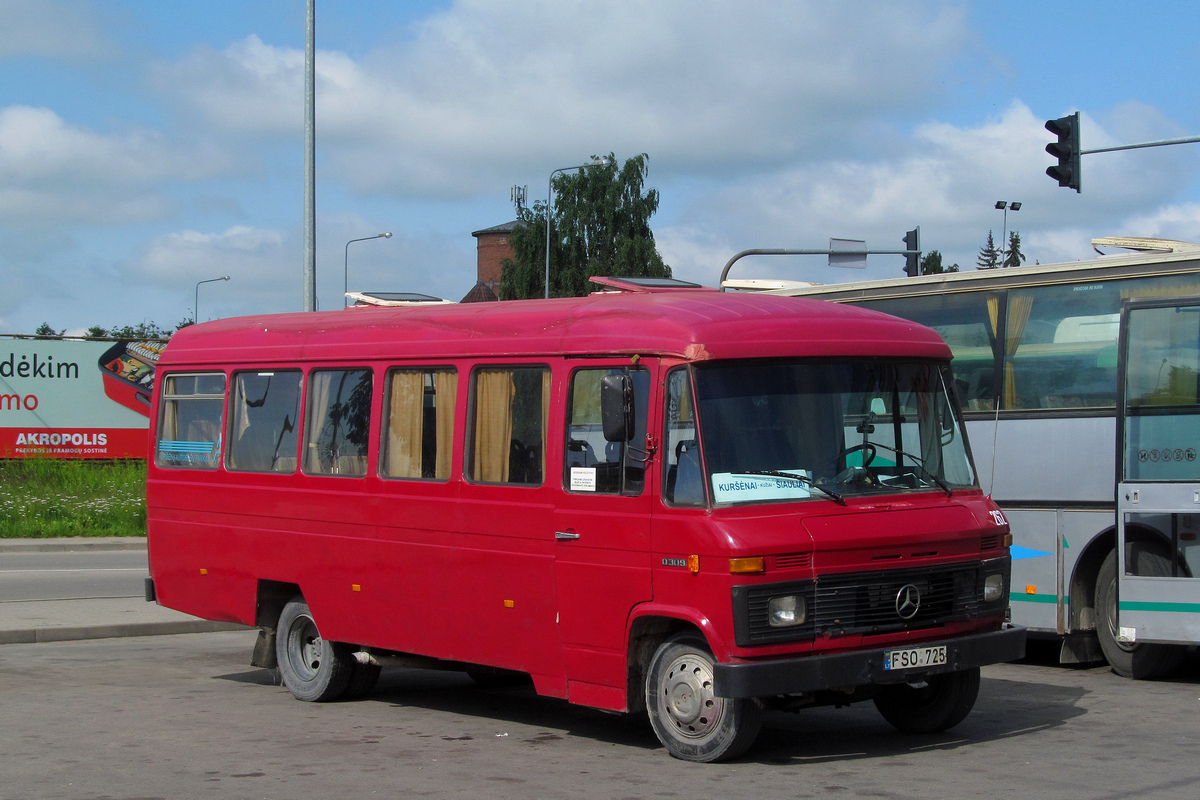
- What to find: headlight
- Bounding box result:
[768,594,807,627]
[984,573,1005,603]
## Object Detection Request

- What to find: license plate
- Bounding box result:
[884,645,947,670]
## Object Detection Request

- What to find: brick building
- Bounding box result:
[462,220,523,302]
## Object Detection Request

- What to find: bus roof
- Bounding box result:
[765,247,1200,302]
[159,290,950,367]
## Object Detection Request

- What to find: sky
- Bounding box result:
[3,0,1200,335]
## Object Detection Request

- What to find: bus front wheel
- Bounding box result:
[873,668,980,733]
[275,597,355,702]
[644,633,762,762]
[1095,550,1186,680]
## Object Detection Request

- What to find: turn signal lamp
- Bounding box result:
[729,557,765,574]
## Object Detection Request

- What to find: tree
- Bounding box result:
[918,250,959,275]
[976,231,1001,270]
[501,153,671,300]
[34,322,62,336]
[1003,231,1027,268]
[85,326,108,339]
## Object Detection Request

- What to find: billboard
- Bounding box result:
[0,337,166,459]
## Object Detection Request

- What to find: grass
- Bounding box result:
[0,459,146,538]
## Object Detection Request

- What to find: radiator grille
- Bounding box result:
[813,563,980,636]
[734,562,983,646]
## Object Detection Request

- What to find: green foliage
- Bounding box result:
[0,459,147,538]
[1002,231,1027,268]
[84,326,109,339]
[977,231,1001,270]
[919,251,960,275]
[34,322,62,336]
[501,153,671,299]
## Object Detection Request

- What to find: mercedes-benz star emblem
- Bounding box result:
[895,584,921,619]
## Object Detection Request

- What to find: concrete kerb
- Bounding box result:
[0,536,251,645]
[0,536,148,553]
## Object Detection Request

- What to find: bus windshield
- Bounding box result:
[693,359,976,505]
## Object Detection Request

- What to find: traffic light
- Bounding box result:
[1045,112,1081,192]
[902,227,920,277]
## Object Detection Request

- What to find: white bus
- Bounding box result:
[751,241,1200,677]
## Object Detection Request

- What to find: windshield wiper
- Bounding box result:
[730,470,846,506]
[867,443,954,498]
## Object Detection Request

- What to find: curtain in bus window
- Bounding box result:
[473,370,515,482]
[385,371,425,478]
[305,369,372,476]
[434,371,457,480]
[1002,293,1033,409]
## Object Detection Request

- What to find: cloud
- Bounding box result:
[0,105,233,227]
[659,100,1200,285]
[114,220,477,321]
[0,0,113,60]
[156,1,971,198]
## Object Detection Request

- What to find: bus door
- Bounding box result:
[1116,297,1200,645]
[552,361,657,709]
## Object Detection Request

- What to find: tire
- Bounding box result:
[275,597,355,702]
[874,668,980,734]
[1095,549,1187,680]
[342,657,382,700]
[644,633,763,762]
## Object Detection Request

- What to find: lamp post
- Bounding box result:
[344,232,392,306]
[544,156,613,299]
[194,276,230,324]
[995,201,1021,264]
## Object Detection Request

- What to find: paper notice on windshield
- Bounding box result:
[711,470,812,503]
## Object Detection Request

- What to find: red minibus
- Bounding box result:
[146,279,1024,762]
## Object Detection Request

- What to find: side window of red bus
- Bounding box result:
[156,373,226,469]
[565,367,649,495]
[468,366,550,485]
[381,368,458,481]
[227,371,301,473]
[304,369,373,477]
[663,368,705,506]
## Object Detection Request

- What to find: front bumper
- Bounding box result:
[712,624,1026,698]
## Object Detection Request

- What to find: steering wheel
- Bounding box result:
[839,443,877,468]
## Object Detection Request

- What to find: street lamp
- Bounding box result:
[544,156,613,299]
[344,232,393,307]
[194,276,230,324]
[995,201,1021,264]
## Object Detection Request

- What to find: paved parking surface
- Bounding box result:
[1,633,1198,800]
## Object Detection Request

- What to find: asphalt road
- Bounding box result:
[2,632,1199,800]
[0,548,146,602]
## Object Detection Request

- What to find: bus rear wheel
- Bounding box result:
[1095,550,1186,679]
[644,633,762,762]
[275,597,355,702]
[873,668,979,733]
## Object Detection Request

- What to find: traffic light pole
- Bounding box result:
[718,246,922,290]
[1081,135,1200,155]
[1046,111,1200,193]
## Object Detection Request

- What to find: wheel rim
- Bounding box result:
[286,613,324,682]
[660,651,725,741]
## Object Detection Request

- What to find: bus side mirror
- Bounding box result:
[601,373,634,442]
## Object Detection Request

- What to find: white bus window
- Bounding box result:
[227,371,301,473]
[304,369,373,477]
[1007,285,1122,410]
[156,373,226,469]
[858,293,999,412]
[382,368,458,481]
[468,366,550,485]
